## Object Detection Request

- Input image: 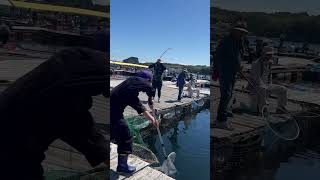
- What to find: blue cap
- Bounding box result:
[136,70,153,81]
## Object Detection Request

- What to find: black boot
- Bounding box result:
[117,154,136,174]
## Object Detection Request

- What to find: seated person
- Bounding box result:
[187,74,200,98]
[247,46,288,113]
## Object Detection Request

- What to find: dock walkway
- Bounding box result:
[211,80,320,107]
[211,85,305,170]
[111,79,209,118]
[233,56,320,107]
[211,85,302,143]
[110,143,174,180]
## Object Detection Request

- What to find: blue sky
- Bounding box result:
[110,0,210,65]
[212,0,320,15]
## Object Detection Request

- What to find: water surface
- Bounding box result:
[145,109,210,180]
[214,120,320,180]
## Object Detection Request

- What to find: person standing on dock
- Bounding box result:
[0,48,109,180]
[248,46,288,113]
[92,19,109,53]
[177,68,188,101]
[0,20,10,46]
[110,70,159,174]
[278,33,286,52]
[215,23,248,130]
[149,59,167,102]
[32,11,38,26]
[256,38,264,59]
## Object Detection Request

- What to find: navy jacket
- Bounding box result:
[216,35,242,78]
[110,77,155,121]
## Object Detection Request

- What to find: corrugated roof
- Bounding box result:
[0,0,11,6]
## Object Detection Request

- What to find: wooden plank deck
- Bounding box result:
[110,143,174,180]
[0,59,45,81]
[230,57,320,107]
[111,79,209,117]
[211,79,320,107]
[211,85,302,142]
[242,65,309,74]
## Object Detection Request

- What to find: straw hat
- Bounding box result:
[262,46,274,55]
[232,22,249,34]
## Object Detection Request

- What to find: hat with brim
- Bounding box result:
[263,46,274,55]
[233,27,249,34]
[232,22,249,34]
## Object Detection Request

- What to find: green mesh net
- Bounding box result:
[124,115,159,164]
[124,115,150,146]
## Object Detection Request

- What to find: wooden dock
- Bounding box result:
[111,79,210,118]
[110,143,174,180]
[211,85,303,170]
[240,56,316,84]
[211,85,302,140]
[242,63,309,74]
[211,80,320,108]
[0,58,45,81]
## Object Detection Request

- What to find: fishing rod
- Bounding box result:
[159,48,172,59]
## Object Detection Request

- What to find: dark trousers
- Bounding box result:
[152,80,162,98]
[178,85,184,100]
[217,73,236,122]
[0,33,9,45]
[111,118,133,155]
[4,156,44,180]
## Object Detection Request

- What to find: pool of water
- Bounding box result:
[144,109,210,180]
[214,120,320,180]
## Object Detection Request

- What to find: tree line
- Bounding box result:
[212,7,320,43]
[142,62,210,75]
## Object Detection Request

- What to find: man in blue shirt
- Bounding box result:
[215,23,248,130]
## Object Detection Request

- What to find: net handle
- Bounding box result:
[152,110,168,158]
